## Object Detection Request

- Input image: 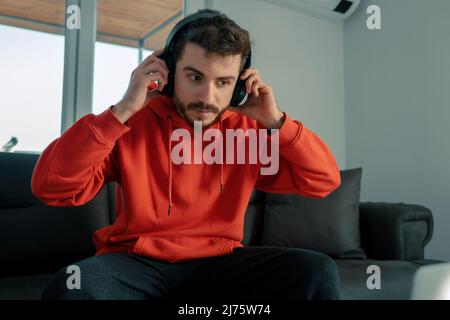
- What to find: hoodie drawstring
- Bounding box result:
[219,118,224,193]
[167,115,173,216]
[166,114,224,216]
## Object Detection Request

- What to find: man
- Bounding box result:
[32,9,342,300]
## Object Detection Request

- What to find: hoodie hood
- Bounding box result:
[147,95,236,216]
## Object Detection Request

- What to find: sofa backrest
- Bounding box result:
[0,152,112,276]
[0,151,266,276]
[241,189,266,246]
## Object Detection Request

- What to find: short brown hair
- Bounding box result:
[172,9,252,72]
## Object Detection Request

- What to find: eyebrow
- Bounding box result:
[183,66,236,81]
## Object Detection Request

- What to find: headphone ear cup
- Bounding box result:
[230,78,247,107]
[160,50,175,97]
[230,54,251,106]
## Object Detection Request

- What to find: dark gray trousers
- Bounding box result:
[41,246,340,301]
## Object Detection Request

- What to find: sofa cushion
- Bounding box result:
[242,190,266,246]
[0,152,42,208]
[261,168,366,259]
[0,152,112,276]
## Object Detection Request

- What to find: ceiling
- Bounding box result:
[0,0,184,50]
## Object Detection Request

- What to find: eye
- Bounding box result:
[188,74,201,81]
[218,80,230,87]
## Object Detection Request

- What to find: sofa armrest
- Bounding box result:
[359,202,433,261]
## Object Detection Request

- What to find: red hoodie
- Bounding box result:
[31,96,341,263]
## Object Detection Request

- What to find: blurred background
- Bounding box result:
[0,0,449,262]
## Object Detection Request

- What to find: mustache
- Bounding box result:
[187,102,219,113]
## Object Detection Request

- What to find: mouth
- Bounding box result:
[194,108,213,114]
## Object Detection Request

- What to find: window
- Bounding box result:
[0,25,64,153]
[92,42,141,115]
[92,44,155,116]
[0,0,182,153]
[92,0,182,115]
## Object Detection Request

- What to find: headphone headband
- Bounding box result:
[165,12,221,52]
[160,11,251,106]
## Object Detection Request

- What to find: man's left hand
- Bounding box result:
[229,67,285,129]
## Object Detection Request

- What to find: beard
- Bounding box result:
[172,95,228,129]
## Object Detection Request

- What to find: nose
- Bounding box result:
[197,81,216,106]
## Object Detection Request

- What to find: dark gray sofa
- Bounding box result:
[0,151,443,300]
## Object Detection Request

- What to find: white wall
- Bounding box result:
[344,0,450,261]
[186,1,450,261]
[185,0,346,169]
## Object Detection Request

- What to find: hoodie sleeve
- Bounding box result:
[31,106,131,207]
[255,113,341,199]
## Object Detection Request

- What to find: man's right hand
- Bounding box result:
[112,48,169,123]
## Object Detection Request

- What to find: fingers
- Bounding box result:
[138,51,170,93]
[141,55,168,72]
[247,74,261,97]
[136,48,169,78]
[137,55,169,92]
[152,48,165,57]
[141,61,168,84]
[256,81,272,95]
[240,68,261,97]
[145,72,166,92]
[140,48,165,66]
[140,57,169,76]
[239,67,257,81]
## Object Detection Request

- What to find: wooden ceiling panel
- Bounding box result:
[0,0,183,50]
[144,17,180,50]
[97,0,182,43]
[0,0,65,25]
[0,14,63,35]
